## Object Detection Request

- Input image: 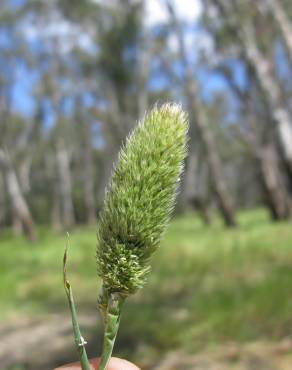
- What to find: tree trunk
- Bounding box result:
[180,148,212,224]
[167,1,236,227]
[18,157,32,195]
[180,148,198,207]
[214,0,292,185]
[192,95,236,226]
[51,177,62,232]
[259,145,291,220]
[220,64,292,220]
[12,210,23,236]
[241,24,292,181]
[83,130,96,224]
[0,150,36,240]
[266,0,292,66]
[56,139,75,229]
[44,156,62,232]
[190,197,213,225]
[0,173,6,228]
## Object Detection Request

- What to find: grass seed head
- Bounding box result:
[97,103,188,296]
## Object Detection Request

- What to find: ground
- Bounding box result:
[1,209,292,369]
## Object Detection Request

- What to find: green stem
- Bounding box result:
[99,294,125,370]
[66,283,91,370]
[63,236,91,370]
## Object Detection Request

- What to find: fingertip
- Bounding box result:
[107,357,141,370]
[54,357,140,370]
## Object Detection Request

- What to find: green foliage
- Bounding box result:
[2,209,292,367]
[96,104,188,296]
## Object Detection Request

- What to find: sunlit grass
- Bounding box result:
[1,208,292,361]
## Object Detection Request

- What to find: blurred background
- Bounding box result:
[1,0,292,369]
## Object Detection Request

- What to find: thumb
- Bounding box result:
[54,357,141,370]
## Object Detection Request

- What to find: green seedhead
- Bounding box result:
[96,103,188,369]
[63,103,188,370]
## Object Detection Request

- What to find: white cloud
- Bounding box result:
[167,26,214,61]
[90,0,202,26]
[20,11,96,54]
[146,0,202,26]
[22,0,204,55]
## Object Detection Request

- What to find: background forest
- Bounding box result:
[1,0,292,369]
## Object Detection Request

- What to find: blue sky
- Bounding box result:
[2,0,246,126]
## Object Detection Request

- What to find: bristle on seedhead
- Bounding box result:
[96,103,188,296]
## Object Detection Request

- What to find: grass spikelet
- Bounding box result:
[96,103,188,369]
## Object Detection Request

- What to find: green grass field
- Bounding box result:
[1,208,292,366]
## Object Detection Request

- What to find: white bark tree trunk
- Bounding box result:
[214,0,292,183]
[0,150,36,240]
[258,144,291,220]
[51,181,62,232]
[45,156,62,232]
[266,0,292,66]
[167,0,236,226]
[241,23,292,179]
[18,157,31,194]
[221,64,292,220]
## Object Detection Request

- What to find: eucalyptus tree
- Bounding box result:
[93,1,151,196]
[0,113,37,239]
[264,0,292,67]
[149,21,213,223]
[207,0,292,187]
[60,0,154,205]
[221,67,291,219]
[0,0,37,238]
[166,0,237,227]
[24,0,98,229]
